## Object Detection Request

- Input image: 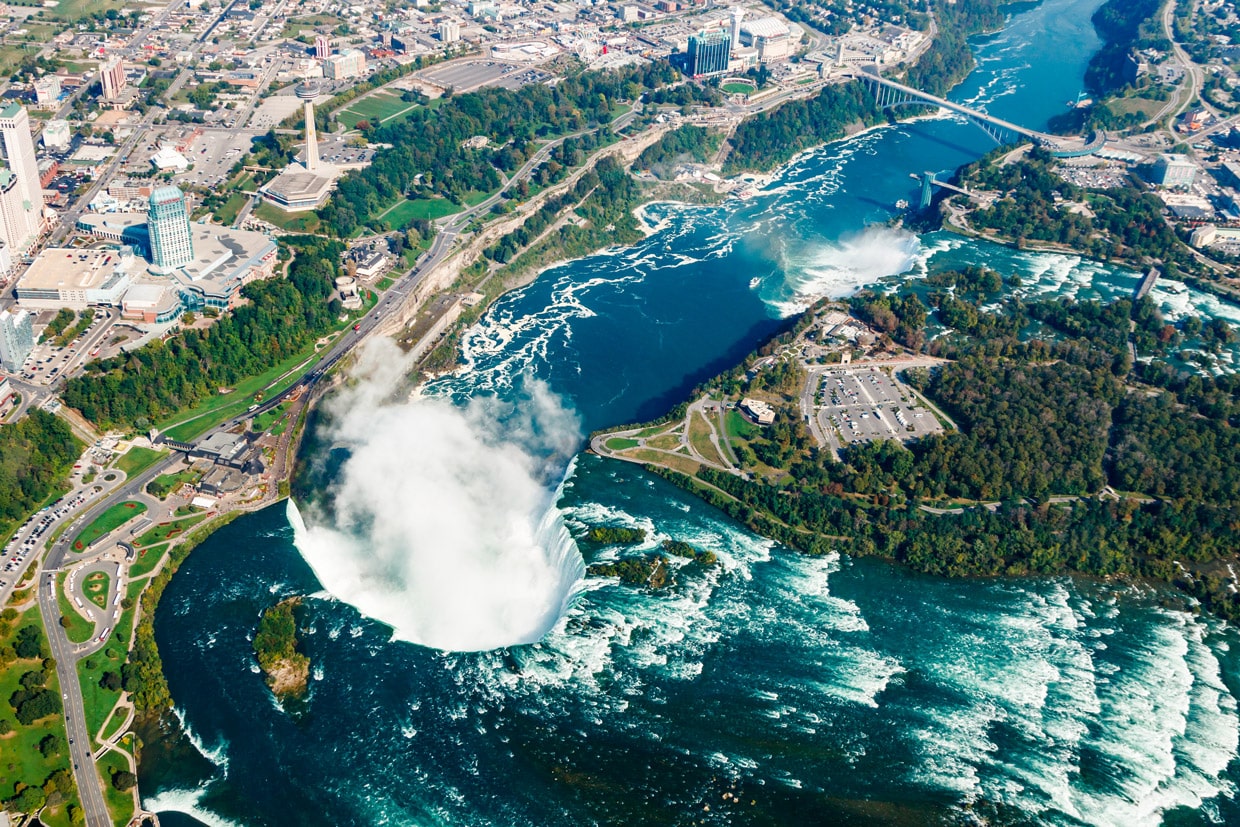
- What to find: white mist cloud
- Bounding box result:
[290,338,585,652]
[765,224,922,316]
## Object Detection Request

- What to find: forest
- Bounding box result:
[481,156,645,275]
[1083,0,1166,96]
[620,275,1240,622]
[62,236,346,431]
[633,125,722,178]
[723,81,881,173]
[0,411,80,537]
[319,62,693,236]
[958,153,1191,269]
[902,0,1010,96]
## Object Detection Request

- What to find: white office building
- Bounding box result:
[0,103,43,254]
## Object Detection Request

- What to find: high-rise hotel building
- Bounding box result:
[148,186,194,272]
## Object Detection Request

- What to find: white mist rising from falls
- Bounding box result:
[766,224,922,316]
[288,339,586,652]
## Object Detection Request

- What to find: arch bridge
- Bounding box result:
[848,69,1103,156]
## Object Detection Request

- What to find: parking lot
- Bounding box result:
[421,60,548,93]
[813,367,944,445]
[20,308,121,385]
[167,128,257,190]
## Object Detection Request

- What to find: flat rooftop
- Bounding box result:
[22,247,132,291]
[176,223,276,284]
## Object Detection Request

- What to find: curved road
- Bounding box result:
[37,455,180,827]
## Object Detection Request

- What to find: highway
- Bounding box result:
[206,110,644,430]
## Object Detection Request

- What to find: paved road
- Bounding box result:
[37,571,109,827]
[37,456,180,827]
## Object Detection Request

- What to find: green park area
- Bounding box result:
[84,572,110,609]
[134,514,208,549]
[72,501,147,551]
[253,201,321,233]
[279,12,343,38]
[147,468,202,500]
[158,342,323,443]
[127,543,168,580]
[337,91,418,129]
[214,192,250,226]
[97,744,136,826]
[55,572,93,644]
[377,197,459,230]
[0,606,82,825]
[32,0,129,20]
[725,409,759,440]
[251,402,289,434]
[605,437,639,451]
[0,43,38,77]
[721,81,755,94]
[114,447,166,478]
[77,582,137,749]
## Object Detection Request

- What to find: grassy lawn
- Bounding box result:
[159,344,320,442]
[77,647,123,745]
[721,82,755,94]
[1107,95,1162,118]
[223,171,255,193]
[72,501,147,551]
[337,92,415,129]
[630,448,701,477]
[647,432,682,451]
[127,543,168,580]
[376,276,396,291]
[280,12,343,38]
[56,572,95,644]
[0,605,79,817]
[37,0,128,20]
[99,705,128,744]
[378,197,460,229]
[0,42,38,76]
[214,192,250,225]
[96,747,135,826]
[134,514,208,549]
[84,571,110,610]
[78,581,139,742]
[254,201,321,233]
[725,409,759,440]
[251,402,289,434]
[114,447,167,479]
[605,437,639,451]
[147,469,202,500]
[688,411,726,466]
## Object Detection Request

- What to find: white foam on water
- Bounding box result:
[144,788,245,827]
[1060,610,1239,826]
[764,225,922,317]
[172,706,230,774]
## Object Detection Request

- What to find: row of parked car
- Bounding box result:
[1,487,98,587]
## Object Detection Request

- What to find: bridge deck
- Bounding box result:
[849,69,1055,143]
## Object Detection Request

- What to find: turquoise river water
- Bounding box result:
[143,0,1240,824]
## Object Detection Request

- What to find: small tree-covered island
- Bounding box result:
[594,277,1240,622]
[253,598,310,700]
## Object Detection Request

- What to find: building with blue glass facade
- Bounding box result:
[688,30,731,77]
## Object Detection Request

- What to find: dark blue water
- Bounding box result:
[145,0,1240,823]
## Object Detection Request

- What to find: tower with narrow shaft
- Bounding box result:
[298,82,320,172]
